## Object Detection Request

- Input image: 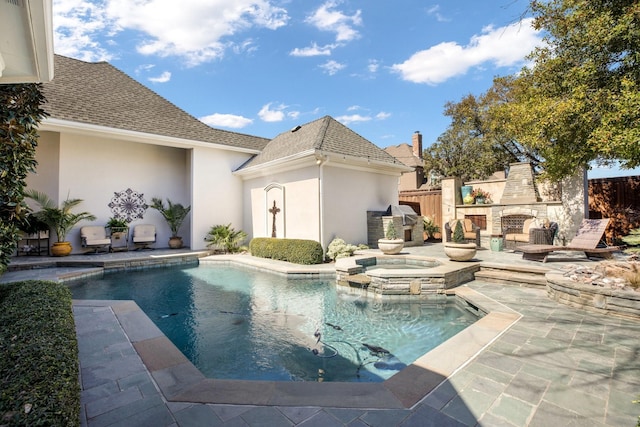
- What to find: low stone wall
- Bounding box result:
[546,271,640,320]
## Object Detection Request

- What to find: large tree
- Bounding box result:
[424,81,541,182]
[506,0,640,180]
[0,84,47,274]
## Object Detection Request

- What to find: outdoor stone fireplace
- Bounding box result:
[442,162,586,248]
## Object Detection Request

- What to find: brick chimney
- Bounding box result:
[412,131,423,160]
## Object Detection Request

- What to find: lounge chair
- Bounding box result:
[80,226,111,253]
[518,218,619,262]
[132,224,156,250]
[444,219,481,248]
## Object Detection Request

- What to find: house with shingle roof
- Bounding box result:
[27,55,410,252]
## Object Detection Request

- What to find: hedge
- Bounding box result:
[0,280,80,426]
[249,238,324,265]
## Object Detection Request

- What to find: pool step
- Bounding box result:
[475,263,550,287]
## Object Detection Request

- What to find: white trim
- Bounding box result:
[40,118,261,154]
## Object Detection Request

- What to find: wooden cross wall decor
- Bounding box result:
[268,200,281,237]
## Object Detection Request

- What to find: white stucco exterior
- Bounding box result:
[27,125,256,253]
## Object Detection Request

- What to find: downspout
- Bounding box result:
[316,154,326,248]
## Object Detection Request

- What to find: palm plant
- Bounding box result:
[150,197,191,238]
[204,224,247,253]
[25,189,96,242]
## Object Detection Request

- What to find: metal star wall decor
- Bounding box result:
[108,188,149,223]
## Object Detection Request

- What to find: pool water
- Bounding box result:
[70,264,478,382]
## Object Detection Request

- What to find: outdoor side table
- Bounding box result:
[529,228,554,245]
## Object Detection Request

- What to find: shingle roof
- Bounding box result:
[240,115,400,169]
[384,143,422,168]
[41,55,269,151]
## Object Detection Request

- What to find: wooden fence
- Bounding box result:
[399,190,442,239]
[588,175,640,243]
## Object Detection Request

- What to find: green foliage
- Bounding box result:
[326,238,359,261]
[249,238,324,265]
[423,216,441,240]
[424,90,539,182]
[501,0,640,180]
[0,84,48,275]
[452,220,465,243]
[384,221,398,239]
[204,223,247,253]
[24,190,96,242]
[106,217,128,230]
[150,197,191,237]
[0,280,80,426]
[622,228,640,247]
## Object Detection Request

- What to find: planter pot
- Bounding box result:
[444,242,477,261]
[378,238,404,255]
[461,185,473,201]
[51,241,72,257]
[475,197,486,204]
[168,236,183,249]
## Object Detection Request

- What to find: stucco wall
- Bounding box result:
[190,147,251,250]
[29,133,185,251]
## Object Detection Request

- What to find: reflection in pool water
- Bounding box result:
[70,264,478,382]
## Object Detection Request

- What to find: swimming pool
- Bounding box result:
[70,264,478,382]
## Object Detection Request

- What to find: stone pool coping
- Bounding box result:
[73,284,520,409]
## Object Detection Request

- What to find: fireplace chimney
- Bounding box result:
[412,131,423,160]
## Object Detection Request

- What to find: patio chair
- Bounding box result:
[444,219,481,248]
[518,218,619,262]
[132,224,156,250]
[80,226,111,254]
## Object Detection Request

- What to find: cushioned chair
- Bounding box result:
[80,226,111,253]
[132,224,156,250]
[503,217,538,250]
[445,219,481,248]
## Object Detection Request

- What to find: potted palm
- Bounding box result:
[25,189,96,256]
[106,217,129,252]
[378,220,404,255]
[444,220,477,261]
[150,197,191,249]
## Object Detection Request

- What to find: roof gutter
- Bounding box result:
[40,118,262,154]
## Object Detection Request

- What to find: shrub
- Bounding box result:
[0,281,80,426]
[423,216,441,240]
[384,221,398,239]
[326,238,358,261]
[452,220,465,243]
[204,223,247,253]
[249,238,324,265]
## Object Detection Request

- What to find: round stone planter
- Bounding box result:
[378,238,404,255]
[168,236,183,249]
[443,242,477,261]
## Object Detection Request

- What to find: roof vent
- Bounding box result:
[291,125,301,132]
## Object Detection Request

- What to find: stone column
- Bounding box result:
[441,177,461,227]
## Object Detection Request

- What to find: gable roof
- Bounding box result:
[41,55,269,151]
[239,115,401,169]
[384,143,422,168]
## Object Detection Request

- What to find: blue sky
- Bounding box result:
[51,0,638,178]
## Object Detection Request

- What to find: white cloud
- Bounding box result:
[289,42,335,57]
[368,59,380,73]
[52,0,115,62]
[376,112,391,120]
[426,5,449,23]
[391,18,542,85]
[335,114,371,125]
[53,0,289,65]
[258,103,289,122]
[200,113,253,128]
[306,1,362,42]
[347,105,362,111]
[319,60,345,75]
[148,71,171,83]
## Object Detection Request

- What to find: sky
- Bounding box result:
[51,0,639,179]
